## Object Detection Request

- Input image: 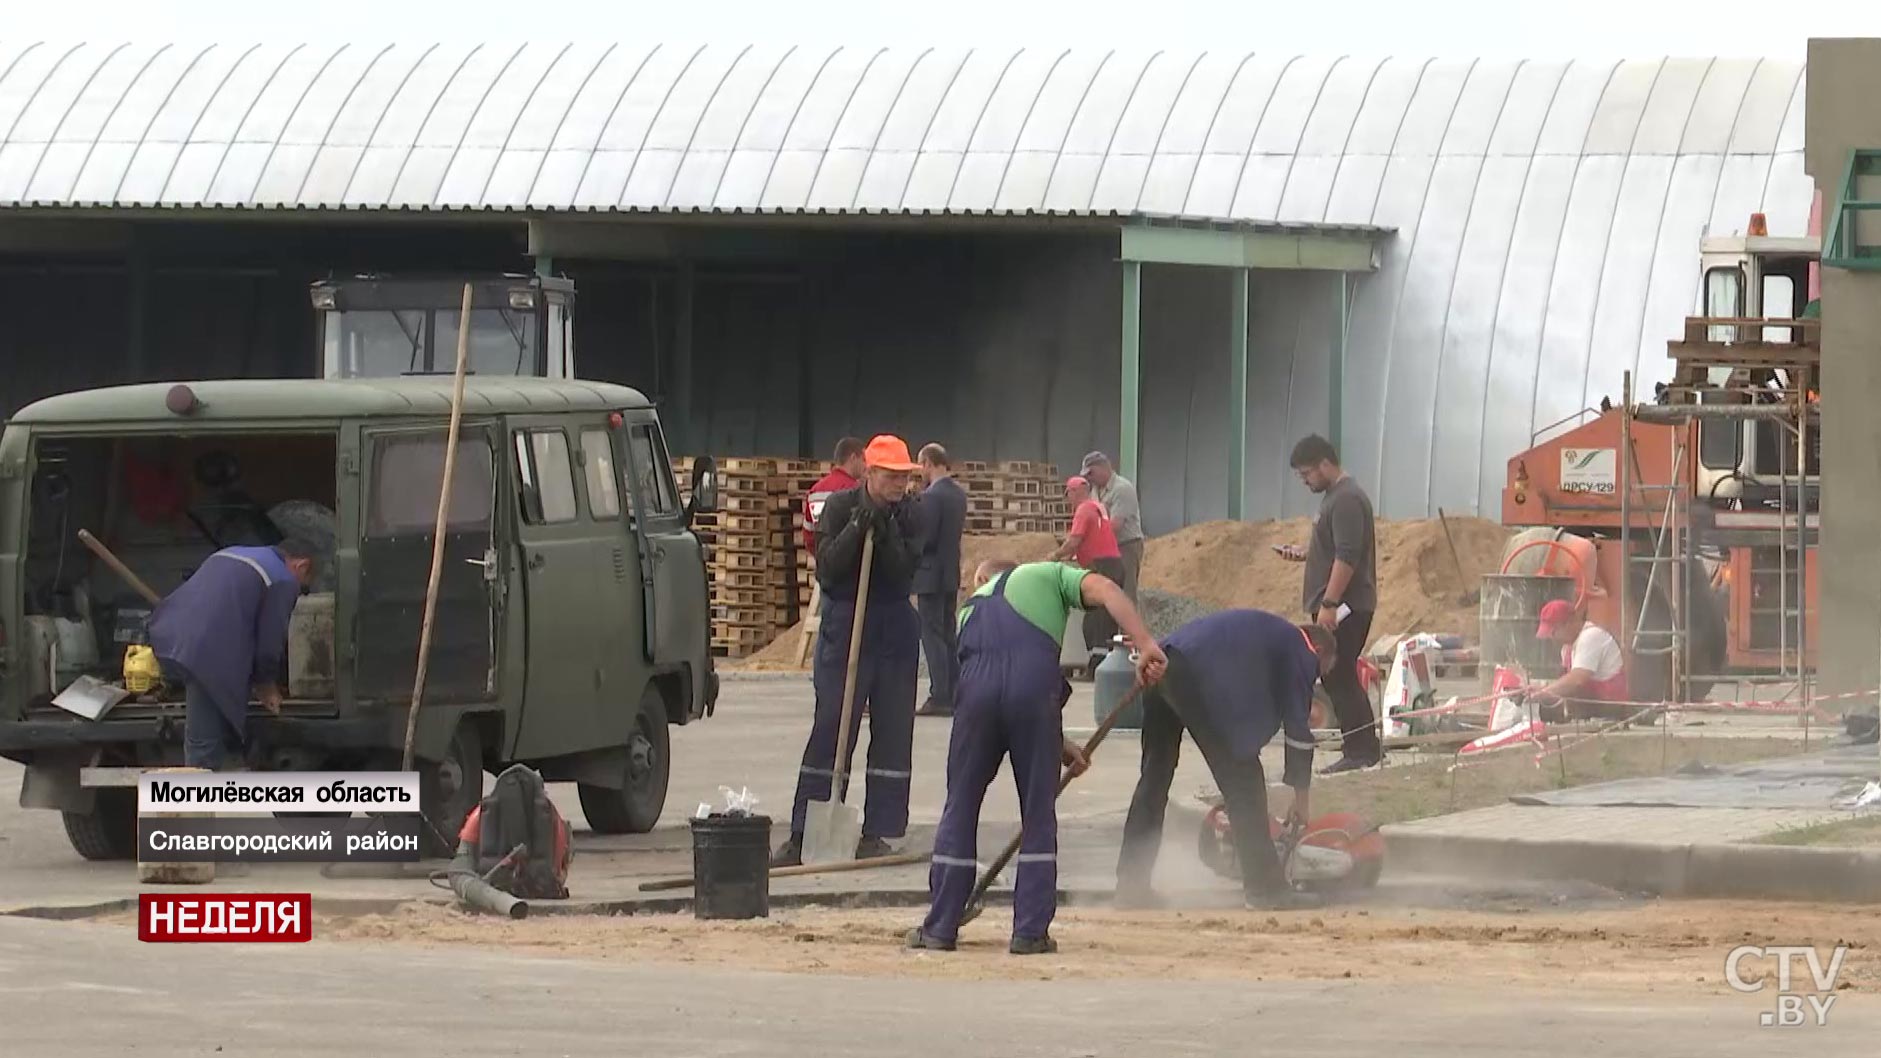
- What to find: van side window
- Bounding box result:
[626,425,678,515]
[580,428,621,519]
[514,429,578,524]
[369,433,493,535]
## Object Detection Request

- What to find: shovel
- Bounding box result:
[959,683,1144,926]
[801,528,875,866]
[1436,508,1481,608]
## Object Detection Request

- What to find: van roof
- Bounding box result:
[10,377,653,426]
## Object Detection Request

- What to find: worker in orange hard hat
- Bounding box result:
[776,434,924,867]
[1527,599,1630,721]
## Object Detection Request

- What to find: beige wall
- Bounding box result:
[1806,39,1881,704]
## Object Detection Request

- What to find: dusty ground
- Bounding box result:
[260,899,1881,993]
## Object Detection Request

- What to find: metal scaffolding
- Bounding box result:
[1617,319,1818,709]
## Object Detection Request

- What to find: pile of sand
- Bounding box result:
[732,519,1508,671]
[1141,515,1508,641]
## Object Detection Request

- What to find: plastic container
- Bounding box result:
[1093,636,1142,729]
[1477,574,1578,693]
[689,812,772,920]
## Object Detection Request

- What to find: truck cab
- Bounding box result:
[312,275,576,381]
[1693,231,1821,507]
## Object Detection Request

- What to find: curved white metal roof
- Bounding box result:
[0,44,1806,222]
[0,44,1814,519]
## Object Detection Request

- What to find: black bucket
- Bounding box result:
[690,813,772,920]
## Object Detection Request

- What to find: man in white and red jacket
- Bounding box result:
[1530,599,1629,719]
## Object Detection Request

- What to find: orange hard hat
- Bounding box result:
[863,435,918,472]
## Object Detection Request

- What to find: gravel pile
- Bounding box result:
[1136,588,1219,639]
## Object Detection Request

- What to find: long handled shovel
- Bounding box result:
[801,528,875,865]
[958,683,1145,926]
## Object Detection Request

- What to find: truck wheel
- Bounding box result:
[579,690,671,835]
[63,788,137,861]
[418,724,484,858]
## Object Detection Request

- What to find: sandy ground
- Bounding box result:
[248,899,1881,993]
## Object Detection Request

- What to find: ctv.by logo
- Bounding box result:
[1725,945,1850,1027]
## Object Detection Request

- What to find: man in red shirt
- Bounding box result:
[1051,476,1128,671]
[804,437,868,553]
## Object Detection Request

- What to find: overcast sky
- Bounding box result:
[7,1,1879,59]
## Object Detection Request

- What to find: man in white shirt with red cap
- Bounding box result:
[1529,599,1629,720]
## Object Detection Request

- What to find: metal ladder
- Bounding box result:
[1619,411,1690,702]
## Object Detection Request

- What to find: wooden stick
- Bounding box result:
[825,531,873,807]
[638,850,931,892]
[77,529,162,606]
[401,283,474,773]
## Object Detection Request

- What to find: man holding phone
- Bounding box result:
[1280,434,1381,774]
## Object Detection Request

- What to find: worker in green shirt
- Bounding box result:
[909,558,1164,955]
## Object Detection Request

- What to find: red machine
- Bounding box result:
[1197,807,1386,893]
[1496,211,1820,703]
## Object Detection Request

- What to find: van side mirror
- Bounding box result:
[688,456,719,520]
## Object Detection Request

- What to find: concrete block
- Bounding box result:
[1685,844,1881,903]
[1382,830,1692,895]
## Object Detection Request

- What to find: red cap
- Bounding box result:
[863,435,918,472]
[1066,475,1089,490]
[1536,599,1577,639]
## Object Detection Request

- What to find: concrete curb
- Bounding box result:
[0,887,1019,922]
[1383,829,1881,902]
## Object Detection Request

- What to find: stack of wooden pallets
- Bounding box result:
[953,460,1071,536]
[672,452,1070,658]
[669,455,798,659]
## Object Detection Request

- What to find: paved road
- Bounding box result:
[1,914,1872,1058]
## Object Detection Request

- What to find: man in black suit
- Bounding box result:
[914,443,968,718]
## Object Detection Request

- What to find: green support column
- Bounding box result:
[1331,272,1348,454]
[673,261,695,455]
[533,254,554,279]
[1121,259,1142,481]
[1228,267,1249,520]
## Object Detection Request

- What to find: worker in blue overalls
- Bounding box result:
[774,435,925,867]
[908,557,1165,955]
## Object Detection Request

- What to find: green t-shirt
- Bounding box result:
[958,562,1091,646]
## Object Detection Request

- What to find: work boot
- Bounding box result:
[1245,888,1326,912]
[906,928,955,952]
[770,835,803,869]
[917,699,954,718]
[856,835,896,859]
[1318,753,1383,776]
[1010,934,1059,955]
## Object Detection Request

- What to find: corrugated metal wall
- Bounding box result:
[0,45,1813,526]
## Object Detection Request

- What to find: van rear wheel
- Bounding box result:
[579,691,671,835]
[63,788,138,861]
[417,724,484,858]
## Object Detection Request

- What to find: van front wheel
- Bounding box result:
[579,691,671,835]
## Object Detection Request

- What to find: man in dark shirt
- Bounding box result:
[1280,434,1381,773]
[147,539,319,769]
[1116,608,1336,910]
[913,443,967,717]
[775,435,924,867]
